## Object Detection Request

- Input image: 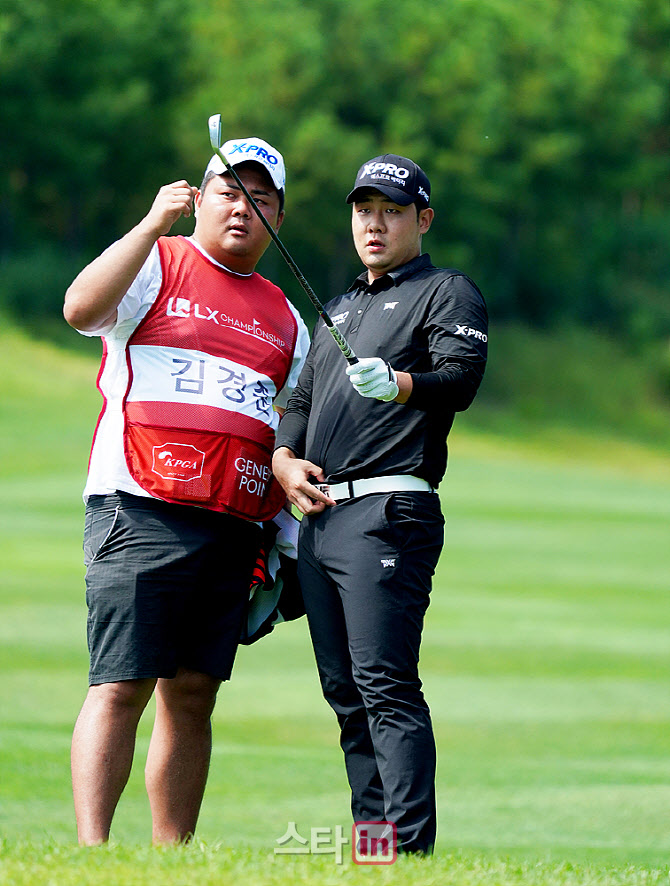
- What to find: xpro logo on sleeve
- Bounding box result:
[455,324,488,342]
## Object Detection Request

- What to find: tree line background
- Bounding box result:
[1,0,669,352]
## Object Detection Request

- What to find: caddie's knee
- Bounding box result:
[87,678,157,716]
[156,668,221,720]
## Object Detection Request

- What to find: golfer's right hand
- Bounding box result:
[144,181,196,237]
[272,448,336,516]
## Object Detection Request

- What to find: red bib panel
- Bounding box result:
[123,237,297,520]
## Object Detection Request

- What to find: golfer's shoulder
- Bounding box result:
[419,263,472,284]
[422,265,485,305]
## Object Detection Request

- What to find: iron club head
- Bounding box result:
[208,114,222,151]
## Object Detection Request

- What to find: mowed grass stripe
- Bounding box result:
[1,325,670,881]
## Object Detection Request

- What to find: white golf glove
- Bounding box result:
[346,357,399,402]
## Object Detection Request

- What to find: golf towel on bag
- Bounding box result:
[242,507,304,644]
[122,236,298,520]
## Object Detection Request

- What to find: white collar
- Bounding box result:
[187,236,253,277]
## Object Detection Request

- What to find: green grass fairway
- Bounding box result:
[1,325,669,884]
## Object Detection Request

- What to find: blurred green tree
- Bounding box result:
[0,0,193,278]
[185,0,670,334]
[1,0,669,339]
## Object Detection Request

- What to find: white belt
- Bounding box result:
[317,475,434,502]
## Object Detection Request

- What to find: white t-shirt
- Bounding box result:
[80,238,310,500]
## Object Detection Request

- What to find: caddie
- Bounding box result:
[64,135,309,844]
[272,153,488,854]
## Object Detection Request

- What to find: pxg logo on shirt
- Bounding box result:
[152,443,205,482]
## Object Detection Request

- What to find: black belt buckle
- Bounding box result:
[314,483,331,496]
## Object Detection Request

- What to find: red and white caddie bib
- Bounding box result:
[122,236,297,521]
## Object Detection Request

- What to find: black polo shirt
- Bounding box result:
[275,253,488,489]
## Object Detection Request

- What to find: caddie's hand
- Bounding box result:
[143,181,196,237]
[346,357,399,402]
[272,447,336,516]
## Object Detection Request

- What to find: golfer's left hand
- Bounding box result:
[346,357,399,402]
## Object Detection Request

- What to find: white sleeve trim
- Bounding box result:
[78,242,163,339]
[274,302,310,410]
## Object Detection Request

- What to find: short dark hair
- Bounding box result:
[199,170,218,193]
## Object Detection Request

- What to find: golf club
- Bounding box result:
[208,114,358,366]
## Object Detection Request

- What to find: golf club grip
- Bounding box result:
[211,146,358,365]
[324,323,358,365]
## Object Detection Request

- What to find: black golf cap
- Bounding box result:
[346,153,431,208]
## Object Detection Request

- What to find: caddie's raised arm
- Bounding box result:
[63,181,195,333]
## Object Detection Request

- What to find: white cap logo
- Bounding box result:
[205,136,285,191]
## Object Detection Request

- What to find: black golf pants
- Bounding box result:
[297,491,444,854]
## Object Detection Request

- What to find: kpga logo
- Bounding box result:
[352,822,397,865]
[152,443,205,482]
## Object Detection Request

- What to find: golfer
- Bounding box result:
[272,154,488,854]
[64,137,309,844]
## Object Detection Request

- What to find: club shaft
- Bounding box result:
[211,146,357,365]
